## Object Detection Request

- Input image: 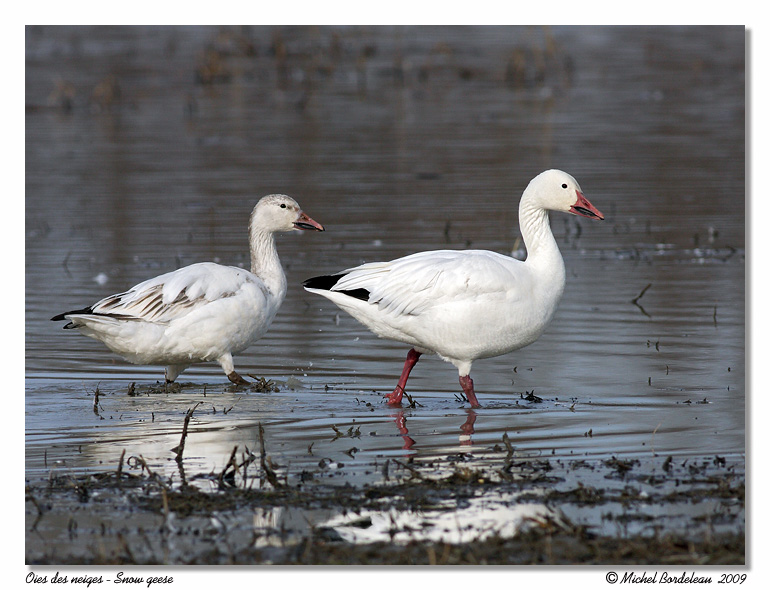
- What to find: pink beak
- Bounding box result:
[569,191,604,220]
[293,211,325,231]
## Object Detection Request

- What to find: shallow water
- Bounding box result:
[25,26,745,553]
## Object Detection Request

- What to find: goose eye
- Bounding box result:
[561,183,568,189]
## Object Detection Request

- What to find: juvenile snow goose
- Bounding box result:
[52,195,324,384]
[304,170,603,408]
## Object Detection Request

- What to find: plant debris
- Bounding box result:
[26,445,744,565]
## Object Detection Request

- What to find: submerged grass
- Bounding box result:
[26,439,745,565]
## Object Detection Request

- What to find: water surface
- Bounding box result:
[25,26,745,548]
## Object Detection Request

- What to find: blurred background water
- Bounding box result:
[25,26,744,485]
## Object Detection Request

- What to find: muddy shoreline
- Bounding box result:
[26,434,744,565]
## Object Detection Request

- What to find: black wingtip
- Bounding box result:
[303,274,370,302]
[51,306,93,322]
[303,274,343,291]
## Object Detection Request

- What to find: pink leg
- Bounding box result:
[459,374,481,408]
[385,348,422,406]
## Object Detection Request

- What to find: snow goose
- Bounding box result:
[52,195,324,384]
[304,169,603,408]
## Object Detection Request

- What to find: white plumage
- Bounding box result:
[52,194,324,384]
[304,170,604,407]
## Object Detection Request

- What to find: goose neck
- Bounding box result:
[518,200,564,274]
[249,227,286,298]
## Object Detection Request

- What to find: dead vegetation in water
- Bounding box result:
[25,402,745,565]
[272,529,744,566]
[247,375,280,393]
[115,375,281,398]
[171,403,202,462]
[26,439,745,565]
[25,472,745,565]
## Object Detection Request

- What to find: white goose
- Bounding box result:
[304,170,603,408]
[52,195,324,384]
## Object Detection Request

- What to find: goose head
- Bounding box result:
[527,169,604,221]
[251,194,325,233]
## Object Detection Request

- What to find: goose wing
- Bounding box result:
[326,250,526,317]
[67,262,262,325]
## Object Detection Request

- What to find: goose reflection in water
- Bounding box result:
[391,409,477,450]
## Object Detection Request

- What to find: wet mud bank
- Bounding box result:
[26,442,744,565]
